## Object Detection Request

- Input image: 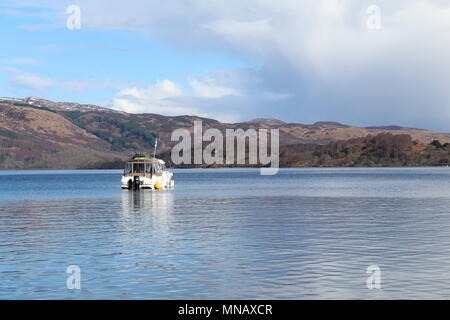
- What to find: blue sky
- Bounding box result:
[1,1,450,131]
[0,4,252,107]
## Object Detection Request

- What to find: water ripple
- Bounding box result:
[1,168,450,299]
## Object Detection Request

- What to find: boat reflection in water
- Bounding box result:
[122,190,173,215]
[119,190,175,244]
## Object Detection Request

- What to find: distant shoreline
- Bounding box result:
[2,97,450,171]
[1,164,449,171]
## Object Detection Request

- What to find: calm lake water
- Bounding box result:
[1,167,450,299]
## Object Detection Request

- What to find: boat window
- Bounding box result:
[133,163,145,173]
[153,163,162,175]
[124,163,132,174]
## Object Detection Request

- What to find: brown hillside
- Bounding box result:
[1,96,450,169]
[0,103,126,169]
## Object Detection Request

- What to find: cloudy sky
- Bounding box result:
[1,0,450,130]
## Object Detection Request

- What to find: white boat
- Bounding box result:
[121,154,174,190]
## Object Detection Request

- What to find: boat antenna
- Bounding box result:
[153,138,158,158]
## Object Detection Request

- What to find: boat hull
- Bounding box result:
[121,172,174,190]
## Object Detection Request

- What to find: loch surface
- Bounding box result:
[1,167,450,299]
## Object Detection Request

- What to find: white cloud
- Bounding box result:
[110,80,200,115]
[59,80,88,92]
[110,78,246,122]
[0,7,54,18]
[11,73,55,91]
[189,78,241,98]
[18,24,59,30]
[1,57,41,65]
[0,67,21,73]
[204,18,274,41]
[60,78,137,92]
[8,72,135,93]
[7,0,450,129]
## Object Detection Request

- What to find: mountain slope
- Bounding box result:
[1,96,450,169]
[279,133,450,167]
[0,102,126,169]
[4,96,450,147]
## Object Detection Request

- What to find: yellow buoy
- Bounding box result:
[154,182,162,190]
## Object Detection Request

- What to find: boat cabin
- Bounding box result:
[123,155,166,177]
